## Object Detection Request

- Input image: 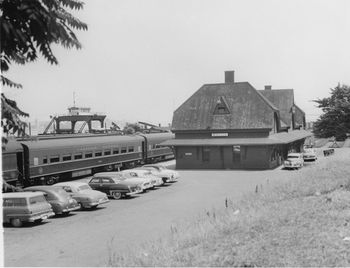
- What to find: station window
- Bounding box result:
[74,153,83,160]
[121,147,127,154]
[50,156,60,163]
[113,148,119,155]
[43,157,48,164]
[95,151,102,157]
[104,150,111,156]
[128,146,134,153]
[85,152,93,158]
[63,155,72,161]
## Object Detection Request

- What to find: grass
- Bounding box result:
[108,151,350,267]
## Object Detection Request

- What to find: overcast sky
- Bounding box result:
[4,0,350,127]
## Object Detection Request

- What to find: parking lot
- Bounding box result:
[3,155,327,267]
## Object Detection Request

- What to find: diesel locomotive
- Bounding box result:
[2,132,174,187]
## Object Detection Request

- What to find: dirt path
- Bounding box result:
[3,149,349,267]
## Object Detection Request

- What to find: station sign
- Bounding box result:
[211,133,228,137]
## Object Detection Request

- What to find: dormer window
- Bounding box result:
[213,97,230,115]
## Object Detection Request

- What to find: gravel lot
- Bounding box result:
[2,149,342,267]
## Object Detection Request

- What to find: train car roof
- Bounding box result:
[138,132,174,141]
[20,134,144,150]
[2,140,23,154]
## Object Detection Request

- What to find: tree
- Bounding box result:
[1,0,87,138]
[313,84,350,141]
[123,123,143,134]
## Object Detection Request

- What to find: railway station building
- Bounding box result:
[162,71,310,169]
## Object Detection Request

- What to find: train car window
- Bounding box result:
[104,150,111,156]
[155,144,162,149]
[43,157,48,164]
[74,153,83,160]
[85,152,93,158]
[128,146,134,153]
[34,157,39,166]
[113,148,119,154]
[138,146,141,152]
[50,156,60,163]
[95,151,102,157]
[63,155,72,161]
[149,145,152,150]
[121,147,127,154]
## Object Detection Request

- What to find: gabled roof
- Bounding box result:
[172,82,277,131]
[258,89,294,127]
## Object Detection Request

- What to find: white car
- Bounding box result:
[54,181,109,209]
[141,164,180,183]
[127,169,164,187]
[283,153,304,170]
[303,148,317,161]
[96,171,154,192]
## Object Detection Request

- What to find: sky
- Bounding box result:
[3,0,350,128]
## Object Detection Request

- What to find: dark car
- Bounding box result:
[24,185,81,215]
[88,174,142,200]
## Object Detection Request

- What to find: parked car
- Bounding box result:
[94,171,153,192]
[283,153,304,170]
[128,169,164,186]
[303,148,317,161]
[3,192,55,227]
[54,182,109,209]
[24,185,81,215]
[89,173,142,199]
[141,164,180,183]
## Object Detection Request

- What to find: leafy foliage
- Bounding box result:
[0,0,87,138]
[123,123,143,134]
[313,84,350,141]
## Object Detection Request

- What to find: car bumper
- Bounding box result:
[86,197,109,207]
[62,204,81,213]
[28,211,55,222]
[125,190,142,196]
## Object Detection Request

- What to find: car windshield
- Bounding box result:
[29,195,46,204]
[78,185,91,191]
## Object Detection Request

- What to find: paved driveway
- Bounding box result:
[3,160,320,267]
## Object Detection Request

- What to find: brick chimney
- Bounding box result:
[225,71,235,84]
[264,85,272,90]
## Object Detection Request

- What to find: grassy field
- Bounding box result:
[109,149,350,267]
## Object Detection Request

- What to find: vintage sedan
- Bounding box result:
[303,148,317,161]
[54,182,109,209]
[283,153,304,170]
[89,173,142,199]
[3,192,55,227]
[24,186,81,215]
[122,169,164,187]
[141,164,180,183]
[94,171,153,192]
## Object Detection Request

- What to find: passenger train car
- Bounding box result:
[2,133,174,187]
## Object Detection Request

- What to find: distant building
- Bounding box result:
[162,71,310,169]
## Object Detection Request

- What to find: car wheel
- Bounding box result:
[111,191,122,200]
[11,218,23,227]
[35,219,43,223]
[62,212,70,216]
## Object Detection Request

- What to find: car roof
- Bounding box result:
[288,153,302,156]
[94,172,122,176]
[54,181,87,187]
[3,192,45,198]
[24,186,63,193]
